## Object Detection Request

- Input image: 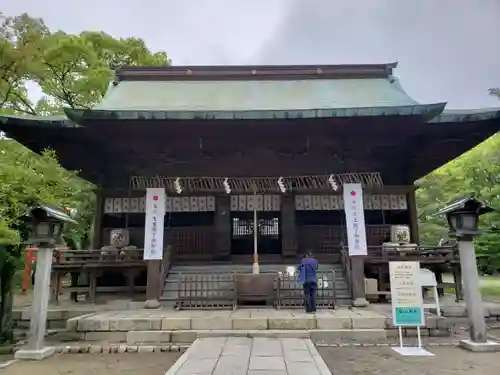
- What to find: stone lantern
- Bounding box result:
[436,194,500,352]
[15,204,76,360]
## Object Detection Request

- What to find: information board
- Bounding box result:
[389,261,424,327]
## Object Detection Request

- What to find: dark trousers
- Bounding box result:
[303,282,317,313]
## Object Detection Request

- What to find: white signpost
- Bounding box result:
[143,188,165,260]
[343,183,367,256]
[389,261,433,356]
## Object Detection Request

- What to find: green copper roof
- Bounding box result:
[0,114,78,128]
[96,78,420,111]
[69,77,443,120]
[429,108,500,123]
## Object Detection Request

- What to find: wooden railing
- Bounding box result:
[276,271,336,309]
[159,246,172,297]
[174,270,338,310]
[339,246,353,298]
[177,272,237,310]
[51,248,147,303]
[364,245,459,263]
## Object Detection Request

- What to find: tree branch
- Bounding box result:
[10,91,38,116]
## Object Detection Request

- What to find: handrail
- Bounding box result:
[364,244,459,260]
[339,246,353,298]
[159,245,172,297]
[52,248,145,264]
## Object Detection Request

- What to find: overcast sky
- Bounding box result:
[4,0,500,109]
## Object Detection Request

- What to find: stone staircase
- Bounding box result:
[160,263,352,306]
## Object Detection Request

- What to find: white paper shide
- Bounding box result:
[343,183,368,256]
[143,188,165,260]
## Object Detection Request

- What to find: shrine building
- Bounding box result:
[1,63,499,306]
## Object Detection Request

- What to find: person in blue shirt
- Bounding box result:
[297,251,318,313]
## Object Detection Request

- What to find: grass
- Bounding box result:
[479,276,500,298]
[443,274,500,301]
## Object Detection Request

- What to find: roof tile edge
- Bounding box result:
[115,63,398,82]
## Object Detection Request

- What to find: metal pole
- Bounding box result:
[252,191,259,274]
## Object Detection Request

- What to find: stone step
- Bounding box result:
[123,329,387,345]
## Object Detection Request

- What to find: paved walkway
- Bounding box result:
[167,337,331,375]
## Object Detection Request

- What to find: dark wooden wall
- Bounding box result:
[97,185,418,264]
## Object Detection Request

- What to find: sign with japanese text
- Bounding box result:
[389,261,424,326]
[343,183,368,256]
[143,188,165,260]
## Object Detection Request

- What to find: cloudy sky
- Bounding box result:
[4,0,500,109]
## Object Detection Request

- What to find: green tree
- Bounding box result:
[0,141,95,342]
[1,13,170,114]
[416,133,500,274]
[0,13,48,115]
[0,12,170,342]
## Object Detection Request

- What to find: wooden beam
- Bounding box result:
[407,187,420,244]
[128,173,384,193]
[214,195,231,260]
[90,190,104,249]
[350,256,368,307]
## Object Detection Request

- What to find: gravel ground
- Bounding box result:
[318,346,499,375]
[1,353,181,375]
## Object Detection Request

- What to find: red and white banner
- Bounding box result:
[343,183,368,256]
[143,188,165,260]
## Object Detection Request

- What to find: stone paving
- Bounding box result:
[167,337,330,375]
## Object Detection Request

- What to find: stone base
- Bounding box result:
[15,346,55,360]
[459,339,500,352]
[143,299,160,309]
[352,298,370,307]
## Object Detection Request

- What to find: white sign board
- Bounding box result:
[143,188,165,260]
[343,183,368,256]
[389,261,425,327]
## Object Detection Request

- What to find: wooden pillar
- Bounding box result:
[281,195,298,259]
[144,260,162,309]
[407,188,420,244]
[351,255,369,307]
[215,195,231,260]
[90,189,104,249]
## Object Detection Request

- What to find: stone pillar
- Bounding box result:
[281,195,298,259]
[215,195,231,260]
[144,260,162,309]
[458,239,487,342]
[15,247,55,360]
[350,255,369,307]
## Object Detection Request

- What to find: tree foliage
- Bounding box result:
[0,12,170,115]
[0,141,95,341]
[416,133,500,274]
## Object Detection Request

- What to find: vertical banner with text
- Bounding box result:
[143,188,165,260]
[343,183,368,256]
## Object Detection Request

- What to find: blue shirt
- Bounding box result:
[297,257,318,284]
